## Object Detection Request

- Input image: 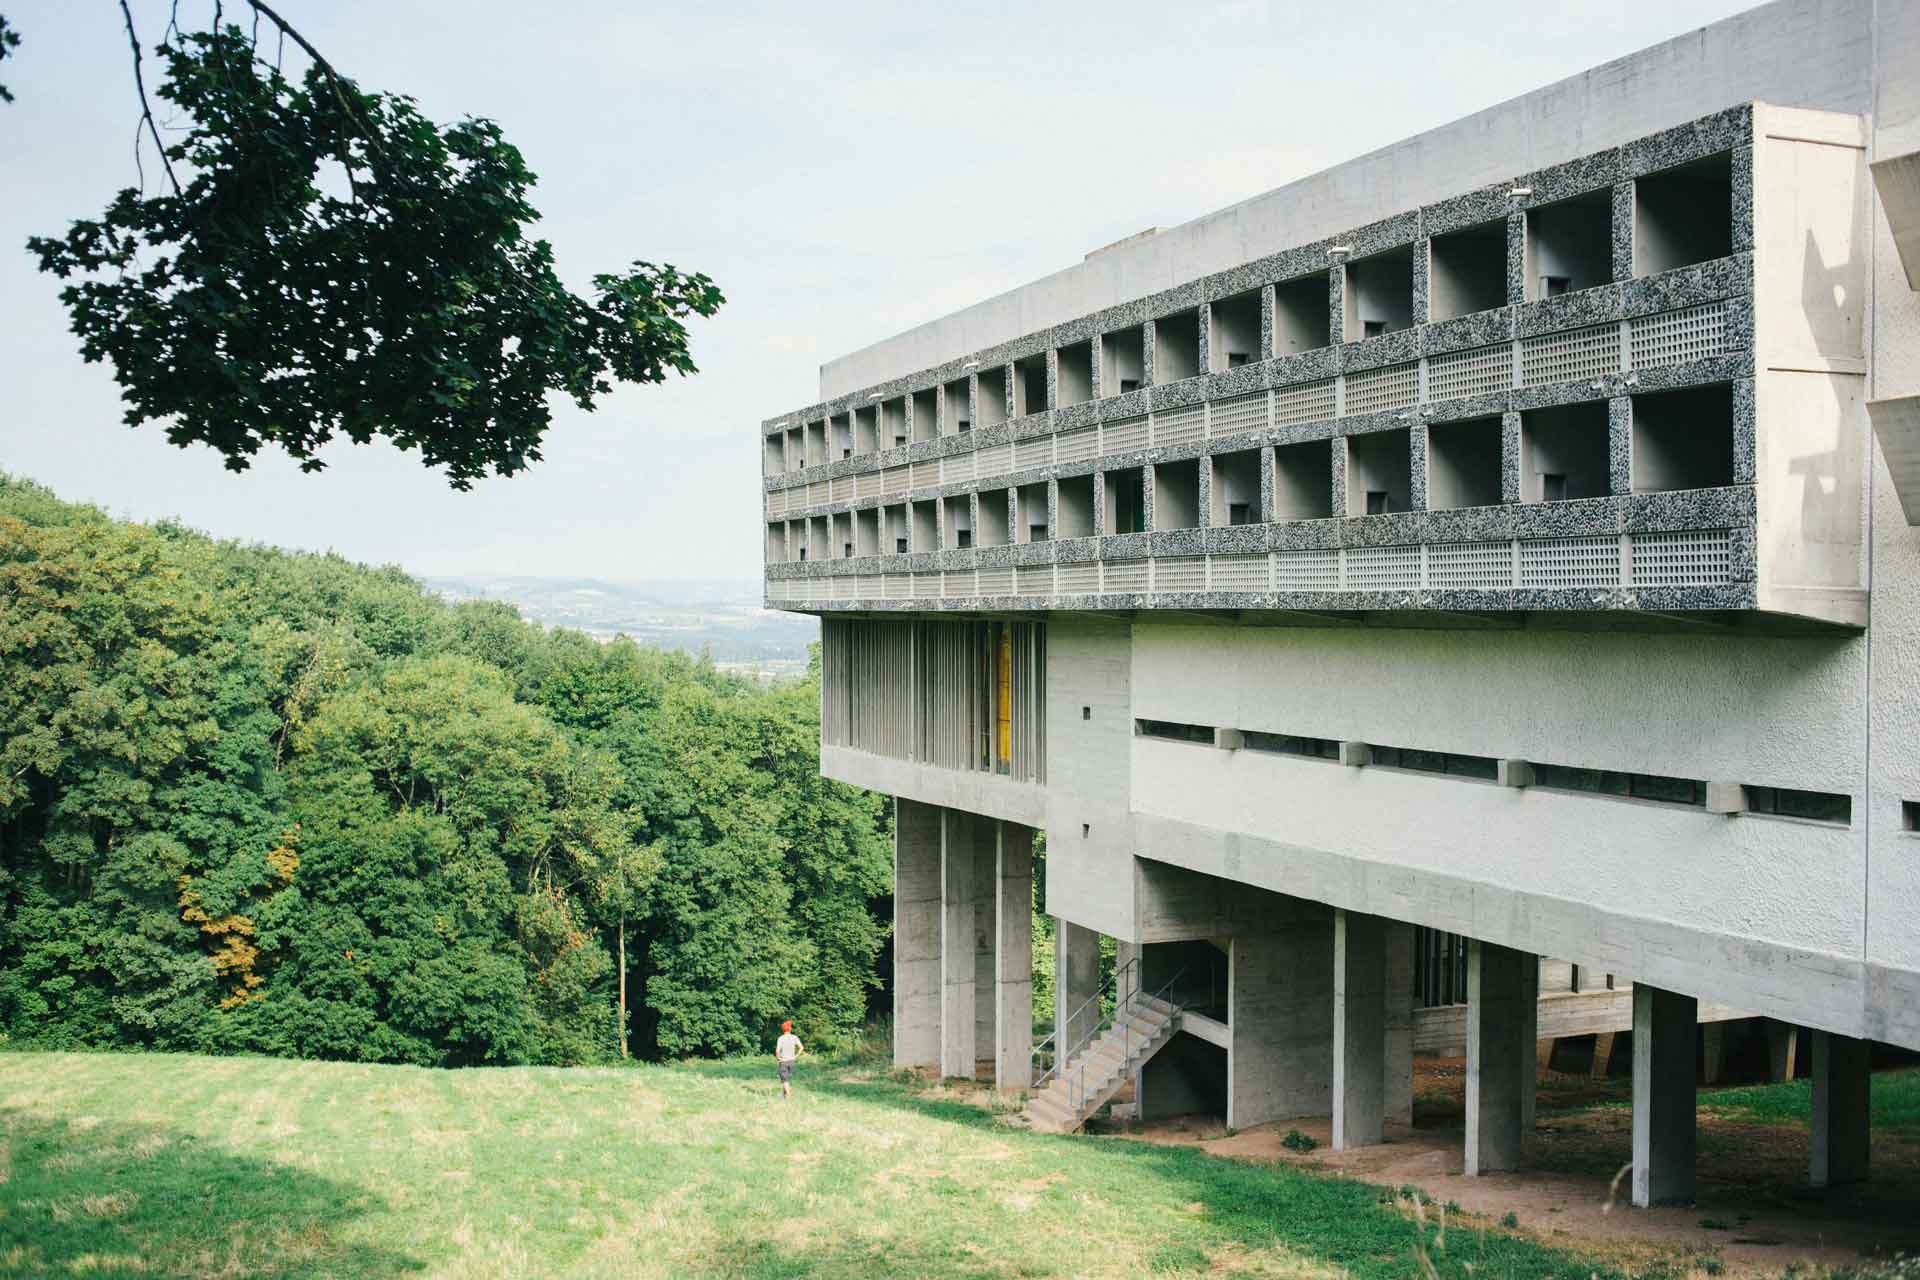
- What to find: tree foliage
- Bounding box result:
[16,9,723,487]
[0,476,890,1064]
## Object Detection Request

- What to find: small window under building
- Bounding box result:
[1244,732,1340,760]
[1136,719,1216,744]
[1744,786,1851,825]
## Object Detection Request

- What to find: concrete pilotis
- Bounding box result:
[995,823,1035,1089]
[1765,1020,1800,1082]
[893,799,942,1070]
[1465,940,1536,1175]
[1631,985,1698,1207]
[939,809,978,1079]
[1810,1031,1870,1188]
[1333,910,1387,1150]
[1385,922,1415,1125]
[1055,920,1100,1055]
[1227,900,1334,1130]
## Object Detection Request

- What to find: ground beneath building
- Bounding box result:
[1079,1060,1920,1278]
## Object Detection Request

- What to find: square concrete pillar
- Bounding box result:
[1465,940,1537,1175]
[939,809,977,1079]
[1765,1019,1800,1082]
[971,816,998,1078]
[1228,902,1334,1130]
[893,799,943,1070]
[1810,1031,1871,1188]
[1333,910,1387,1150]
[995,823,1034,1089]
[1385,921,1415,1125]
[1632,985,1698,1207]
[1055,920,1101,1057]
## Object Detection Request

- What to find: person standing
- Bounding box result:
[775,1020,804,1099]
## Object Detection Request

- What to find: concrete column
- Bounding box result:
[1631,985,1698,1208]
[1810,1031,1871,1189]
[971,815,996,1079]
[1116,939,1140,1003]
[1701,1022,1728,1085]
[1465,940,1536,1175]
[1385,921,1415,1126]
[1333,910,1387,1150]
[995,824,1034,1089]
[1765,1020,1800,1082]
[939,809,977,1079]
[1227,902,1335,1130]
[1055,919,1100,1056]
[893,799,943,1070]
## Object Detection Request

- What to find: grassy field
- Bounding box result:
[0,1047,1638,1280]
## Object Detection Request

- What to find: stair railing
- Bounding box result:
[1032,956,1134,1092]
[1054,962,1188,1118]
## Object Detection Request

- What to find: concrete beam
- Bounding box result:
[1810,1031,1871,1189]
[1632,985,1698,1208]
[1466,940,1537,1175]
[893,799,943,1070]
[1496,759,1534,788]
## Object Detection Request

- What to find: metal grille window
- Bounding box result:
[1014,436,1054,470]
[1209,393,1269,438]
[1209,553,1269,591]
[1519,535,1620,588]
[1055,426,1099,464]
[943,451,977,483]
[1414,928,1470,1007]
[1273,547,1340,591]
[1630,529,1733,587]
[1519,323,1621,387]
[1102,416,1150,454]
[1273,378,1336,426]
[976,566,1013,595]
[1152,405,1206,448]
[1343,361,1420,416]
[1630,301,1728,369]
[1102,559,1148,592]
[1151,556,1207,592]
[1426,344,1513,402]
[1343,544,1422,590]
[1014,563,1054,596]
[975,443,1013,479]
[1532,764,1705,806]
[1055,562,1099,593]
[1427,541,1513,589]
[909,460,939,489]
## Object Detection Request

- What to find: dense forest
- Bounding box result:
[0,476,891,1066]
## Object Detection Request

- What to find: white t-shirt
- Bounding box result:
[776,1032,803,1063]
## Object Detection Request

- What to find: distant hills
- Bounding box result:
[425,575,817,675]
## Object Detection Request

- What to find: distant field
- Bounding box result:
[0,1049,1633,1279]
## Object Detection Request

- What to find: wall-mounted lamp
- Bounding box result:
[962,359,981,370]
[867,392,883,400]
[1507,186,1534,199]
[1327,244,1353,261]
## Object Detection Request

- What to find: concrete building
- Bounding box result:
[758,0,1920,1207]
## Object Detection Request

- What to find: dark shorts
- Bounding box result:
[778,1060,794,1083]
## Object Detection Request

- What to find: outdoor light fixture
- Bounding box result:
[1508,186,1533,198]
[962,360,981,370]
[1327,244,1352,260]
[867,392,882,400]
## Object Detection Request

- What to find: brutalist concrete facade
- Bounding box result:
[758,0,1920,1209]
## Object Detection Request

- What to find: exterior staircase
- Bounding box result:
[1024,962,1183,1134]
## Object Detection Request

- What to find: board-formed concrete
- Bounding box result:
[1632,986,1699,1207]
[893,799,942,1070]
[940,809,978,1079]
[1054,919,1100,1055]
[1227,896,1334,1130]
[1332,911,1391,1150]
[996,825,1035,1089]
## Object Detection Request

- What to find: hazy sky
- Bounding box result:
[1,0,1760,582]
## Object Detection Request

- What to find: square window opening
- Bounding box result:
[1209,290,1261,373]
[1105,467,1146,534]
[1630,383,1734,493]
[1427,415,1503,510]
[1153,459,1201,530]
[1526,187,1612,300]
[1522,402,1610,501]
[942,378,972,434]
[1102,325,1145,397]
[1014,353,1049,417]
[1429,219,1509,321]
[1056,340,1093,407]
[1344,244,1415,339]
[1057,474,1095,538]
[1346,428,1412,515]
[1273,438,1334,520]
[976,367,1009,427]
[1635,151,1734,277]
[1210,449,1262,526]
[1154,311,1200,383]
[1274,273,1332,354]
[977,489,1010,547]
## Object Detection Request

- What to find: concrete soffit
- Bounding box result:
[1866,395,1920,525]
[1870,149,1920,291]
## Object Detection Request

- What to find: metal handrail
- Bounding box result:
[1035,960,1187,1120]
[1032,956,1134,1091]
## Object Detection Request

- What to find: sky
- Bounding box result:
[0,0,1763,583]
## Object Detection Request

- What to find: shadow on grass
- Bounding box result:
[0,1109,419,1278]
[669,1058,1621,1280]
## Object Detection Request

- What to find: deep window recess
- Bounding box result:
[1426,416,1503,511]
[942,378,971,433]
[1526,187,1612,300]
[1905,801,1920,832]
[1428,219,1508,321]
[1634,151,1733,277]
[1014,353,1049,416]
[1057,341,1093,407]
[1744,786,1851,825]
[1209,290,1262,372]
[976,367,1009,427]
[1103,325,1145,394]
[1274,273,1331,354]
[1631,384,1734,494]
[1244,732,1340,760]
[1346,428,1412,515]
[1105,467,1146,534]
[1152,459,1200,530]
[1532,764,1705,807]
[1344,245,1415,338]
[1136,719,1215,744]
[1368,746,1498,780]
[1154,311,1200,383]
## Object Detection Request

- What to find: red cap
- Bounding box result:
[781,1020,793,1032]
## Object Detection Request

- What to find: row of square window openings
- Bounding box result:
[767,153,1734,466]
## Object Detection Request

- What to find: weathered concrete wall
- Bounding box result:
[820,0,1876,398]
[894,799,942,1070]
[1042,619,1138,941]
[1227,893,1334,1129]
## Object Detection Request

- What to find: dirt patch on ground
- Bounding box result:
[1080,1059,1920,1278]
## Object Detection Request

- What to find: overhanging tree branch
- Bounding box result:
[117,0,180,194]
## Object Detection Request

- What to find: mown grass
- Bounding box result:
[0,1047,1638,1279]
